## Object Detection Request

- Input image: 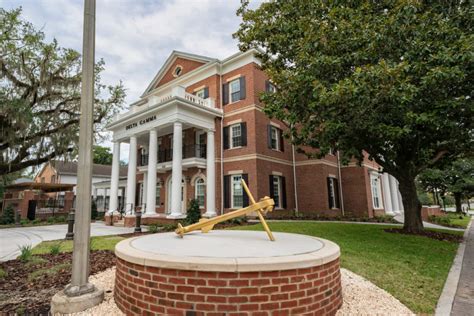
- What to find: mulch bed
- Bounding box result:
[384,228,464,242]
[0,250,115,315]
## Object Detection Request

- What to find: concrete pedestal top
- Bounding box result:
[115,230,340,272]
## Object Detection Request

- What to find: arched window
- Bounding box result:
[195,178,205,208]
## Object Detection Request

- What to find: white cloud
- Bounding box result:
[1,0,263,162]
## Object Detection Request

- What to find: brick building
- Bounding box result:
[105,49,404,221]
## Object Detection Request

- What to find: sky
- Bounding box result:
[1,0,262,161]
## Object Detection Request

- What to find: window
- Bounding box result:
[267,125,284,151]
[231,175,243,208]
[269,175,286,209]
[195,88,209,99]
[41,177,45,183]
[230,124,242,148]
[370,174,383,209]
[327,177,340,209]
[156,182,161,206]
[195,178,205,208]
[173,65,183,77]
[51,175,56,183]
[230,79,241,103]
[265,80,276,93]
[273,176,281,208]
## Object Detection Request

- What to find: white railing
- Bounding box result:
[113,86,216,121]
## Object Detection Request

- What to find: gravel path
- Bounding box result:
[67,267,413,315]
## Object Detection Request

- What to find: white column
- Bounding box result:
[143,172,148,207]
[169,122,183,218]
[146,129,158,214]
[389,175,400,213]
[382,173,394,215]
[126,136,137,214]
[204,130,216,217]
[109,141,121,213]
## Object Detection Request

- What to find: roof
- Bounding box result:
[51,161,128,177]
[141,50,218,97]
[6,182,75,193]
[13,178,34,184]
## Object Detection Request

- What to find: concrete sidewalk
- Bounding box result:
[0,222,135,262]
[451,219,474,315]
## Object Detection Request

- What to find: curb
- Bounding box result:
[435,217,473,316]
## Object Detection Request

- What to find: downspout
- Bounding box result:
[219,62,224,215]
[337,150,345,216]
[291,143,299,216]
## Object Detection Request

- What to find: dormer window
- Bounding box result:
[173,65,183,77]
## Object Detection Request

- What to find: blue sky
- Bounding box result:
[1,0,262,160]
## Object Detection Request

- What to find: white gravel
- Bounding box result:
[337,268,414,315]
[68,267,413,315]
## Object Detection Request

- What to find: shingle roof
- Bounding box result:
[51,161,128,177]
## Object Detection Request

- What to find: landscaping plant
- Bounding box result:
[148,224,159,233]
[1,205,15,225]
[185,199,201,225]
[91,200,98,220]
[49,243,62,255]
[18,245,33,262]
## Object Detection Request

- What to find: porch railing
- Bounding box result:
[138,144,206,166]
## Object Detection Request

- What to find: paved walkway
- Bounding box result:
[0,222,134,262]
[394,214,465,232]
[451,219,474,315]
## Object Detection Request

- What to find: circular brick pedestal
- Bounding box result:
[115,231,342,315]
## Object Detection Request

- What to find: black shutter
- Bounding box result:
[265,80,270,92]
[267,125,272,149]
[203,87,209,99]
[224,175,230,208]
[281,176,287,209]
[239,76,246,100]
[223,126,229,149]
[327,177,334,209]
[279,128,285,152]
[241,122,247,147]
[269,175,275,199]
[223,83,229,105]
[242,174,249,207]
[334,179,340,209]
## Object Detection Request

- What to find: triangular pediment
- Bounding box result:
[142,51,216,96]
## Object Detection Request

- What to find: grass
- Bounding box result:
[28,263,71,281]
[0,267,7,279]
[446,213,471,228]
[31,235,126,255]
[233,222,461,314]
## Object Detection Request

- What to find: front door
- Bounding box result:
[167,178,186,214]
[27,200,36,220]
[196,131,206,158]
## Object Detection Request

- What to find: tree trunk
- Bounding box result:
[432,190,438,205]
[397,173,424,233]
[454,193,462,213]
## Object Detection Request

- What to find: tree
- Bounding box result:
[417,168,446,206]
[185,199,201,225]
[0,8,125,175]
[235,0,473,232]
[93,145,113,165]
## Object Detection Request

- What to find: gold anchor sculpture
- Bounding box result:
[175,179,276,241]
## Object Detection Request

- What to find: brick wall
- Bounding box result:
[115,257,342,315]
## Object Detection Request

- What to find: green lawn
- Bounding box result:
[233,222,461,314]
[31,235,126,255]
[446,213,471,228]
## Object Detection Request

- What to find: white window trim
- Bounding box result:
[229,78,241,104]
[195,88,205,99]
[270,126,280,151]
[273,176,282,209]
[370,174,384,210]
[195,178,205,209]
[328,177,338,209]
[231,174,243,209]
[229,123,243,149]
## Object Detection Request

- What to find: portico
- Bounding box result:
[107,86,222,219]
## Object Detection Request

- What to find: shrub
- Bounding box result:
[148,224,159,233]
[55,215,66,223]
[47,216,55,224]
[32,218,41,224]
[428,215,451,226]
[20,219,29,225]
[0,268,7,279]
[91,200,98,220]
[163,223,178,232]
[1,205,15,225]
[18,245,33,262]
[49,243,62,255]
[185,199,201,225]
